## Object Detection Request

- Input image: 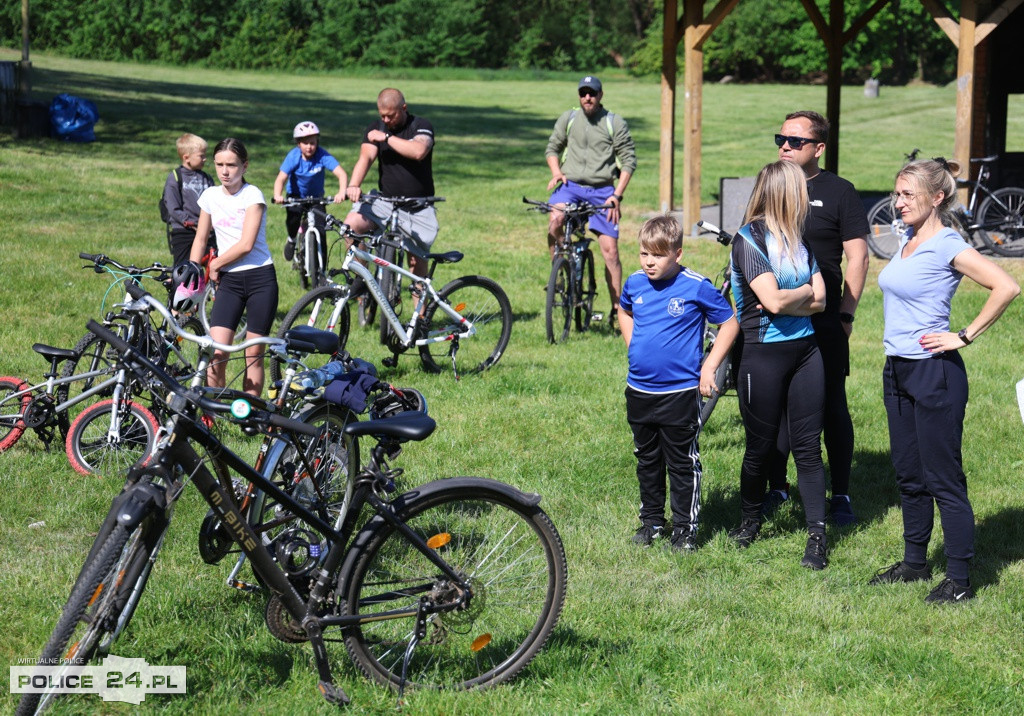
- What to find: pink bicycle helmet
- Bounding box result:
[171,261,205,312]
[293,121,320,139]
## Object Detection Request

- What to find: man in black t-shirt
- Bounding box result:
[344,88,437,278]
[767,110,870,525]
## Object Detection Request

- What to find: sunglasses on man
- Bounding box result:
[774,134,820,149]
[579,88,600,98]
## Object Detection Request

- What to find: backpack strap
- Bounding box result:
[561,109,619,168]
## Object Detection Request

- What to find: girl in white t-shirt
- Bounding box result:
[190,138,278,396]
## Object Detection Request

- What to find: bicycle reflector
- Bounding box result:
[426,532,451,549]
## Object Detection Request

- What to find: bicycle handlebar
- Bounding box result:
[273,196,337,208]
[696,220,734,247]
[522,197,614,215]
[85,318,319,437]
[80,252,171,277]
[356,193,445,211]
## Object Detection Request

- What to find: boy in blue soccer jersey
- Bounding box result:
[272,121,349,261]
[618,215,739,551]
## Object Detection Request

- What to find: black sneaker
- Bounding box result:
[631,523,664,546]
[801,532,828,570]
[347,276,368,300]
[868,561,932,585]
[829,494,857,526]
[728,518,760,548]
[760,486,790,518]
[669,528,698,552]
[284,238,295,262]
[925,577,975,604]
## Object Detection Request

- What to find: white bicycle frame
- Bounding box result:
[318,239,476,349]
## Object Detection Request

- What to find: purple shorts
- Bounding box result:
[549,181,618,239]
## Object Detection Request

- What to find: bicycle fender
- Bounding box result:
[336,477,543,580]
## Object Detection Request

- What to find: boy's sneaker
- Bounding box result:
[868,561,932,585]
[761,485,790,518]
[801,532,828,570]
[925,577,975,604]
[727,518,760,548]
[631,523,664,546]
[669,528,698,553]
[284,238,295,262]
[829,494,857,526]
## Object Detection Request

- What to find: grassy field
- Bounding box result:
[1,51,1023,714]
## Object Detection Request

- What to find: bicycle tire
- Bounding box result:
[305,226,322,288]
[340,479,567,691]
[268,284,352,384]
[16,524,134,715]
[419,275,513,374]
[698,325,734,424]
[65,399,159,477]
[358,292,378,328]
[0,376,31,452]
[545,257,572,344]
[977,187,1024,257]
[199,281,249,344]
[575,249,597,332]
[866,197,899,260]
[379,242,405,347]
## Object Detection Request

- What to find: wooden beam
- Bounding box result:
[798,0,830,40]
[842,0,892,44]
[976,0,1024,45]
[675,0,740,48]
[920,0,961,46]
[954,0,978,202]
[682,0,704,232]
[659,0,679,213]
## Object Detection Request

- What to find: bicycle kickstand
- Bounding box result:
[397,597,431,704]
[305,619,350,706]
[449,340,461,382]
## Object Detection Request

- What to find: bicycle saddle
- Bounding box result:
[343,411,436,442]
[282,325,341,355]
[32,343,77,362]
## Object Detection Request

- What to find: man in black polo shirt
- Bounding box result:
[344,87,437,278]
[767,110,870,525]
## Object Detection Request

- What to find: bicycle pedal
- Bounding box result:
[228,579,261,593]
[317,680,350,706]
[592,312,604,322]
[382,356,398,368]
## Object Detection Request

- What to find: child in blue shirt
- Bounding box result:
[618,215,738,551]
[272,121,348,261]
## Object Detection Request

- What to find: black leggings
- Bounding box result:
[737,337,826,526]
[210,265,279,336]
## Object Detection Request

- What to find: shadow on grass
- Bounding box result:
[29,66,652,181]
[971,507,1024,589]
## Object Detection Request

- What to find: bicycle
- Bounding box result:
[15,284,566,713]
[350,194,446,342]
[275,196,335,289]
[270,213,513,379]
[0,253,200,476]
[523,197,606,343]
[694,220,738,424]
[867,153,1024,259]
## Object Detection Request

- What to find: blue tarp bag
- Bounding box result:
[49,93,99,142]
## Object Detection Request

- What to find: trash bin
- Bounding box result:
[864,78,880,98]
[15,99,49,138]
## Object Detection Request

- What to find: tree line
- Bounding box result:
[2,0,955,84]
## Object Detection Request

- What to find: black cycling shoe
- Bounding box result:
[284,238,295,262]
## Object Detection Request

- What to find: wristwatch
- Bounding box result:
[839,312,855,324]
[612,194,622,202]
[958,328,972,345]
[383,132,392,143]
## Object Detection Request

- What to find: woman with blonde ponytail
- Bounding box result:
[724,160,829,569]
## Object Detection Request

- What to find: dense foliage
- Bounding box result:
[2,0,955,82]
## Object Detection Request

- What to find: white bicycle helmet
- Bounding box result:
[293,121,320,139]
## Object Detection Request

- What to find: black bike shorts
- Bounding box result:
[210,265,279,336]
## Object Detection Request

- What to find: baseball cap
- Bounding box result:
[578,76,602,92]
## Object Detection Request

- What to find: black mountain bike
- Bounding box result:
[17,284,566,714]
[524,198,607,343]
[695,221,738,424]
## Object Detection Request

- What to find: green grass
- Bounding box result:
[1,50,1024,714]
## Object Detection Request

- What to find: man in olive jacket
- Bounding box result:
[545,75,637,315]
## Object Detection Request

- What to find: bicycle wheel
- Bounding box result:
[419,276,513,375]
[341,480,567,691]
[56,331,120,439]
[304,227,322,288]
[977,187,1024,257]
[0,376,31,452]
[16,514,164,716]
[65,399,159,477]
[379,242,405,347]
[157,315,206,383]
[545,257,572,344]
[698,325,733,425]
[866,197,899,260]
[575,250,597,332]
[268,284,351,384]
[199,281,248,344]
